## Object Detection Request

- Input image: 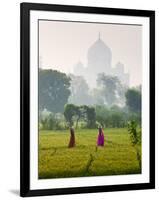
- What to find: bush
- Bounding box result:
[95,105,128,128]
[95,105,110,127]
[39,111,66,130]
[127,112,141,127]
[127,120,142,168]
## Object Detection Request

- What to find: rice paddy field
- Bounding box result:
[38,128,141,179]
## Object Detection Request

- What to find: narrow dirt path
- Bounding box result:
[85,145,99,175]
[51,147,57,156]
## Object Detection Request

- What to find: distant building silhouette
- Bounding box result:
[73,61,85,77]
[113,62,129,86]
[73,33,129,87]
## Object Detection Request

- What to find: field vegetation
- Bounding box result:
[39,128,141,179]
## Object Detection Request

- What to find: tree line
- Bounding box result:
[39,69,141,130]
[39,103,141,130]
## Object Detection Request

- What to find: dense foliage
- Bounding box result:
[127,120,141,168]
[39,69,71,113]
[39,104,141,130]
[125,88,141,113]
[38,69,141,130]
[64,104,96,129]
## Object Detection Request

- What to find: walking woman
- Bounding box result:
[68,127,75,148]
[97,127,104,147]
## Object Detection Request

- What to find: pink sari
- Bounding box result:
[97,130,104,146]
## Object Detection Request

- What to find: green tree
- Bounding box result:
[110,112,123,128]
[64,104,96,129]
[85,107,96,128]
[110,105,126,128]
[95,105,110,127]
[125,88,141,113]
[74,106,86,128]
[39,69,71,113]
[95,105,128,128]
[64,104,77,127]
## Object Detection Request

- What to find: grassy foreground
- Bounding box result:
[38,128,141,179]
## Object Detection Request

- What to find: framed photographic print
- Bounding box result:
[20,2,155,197]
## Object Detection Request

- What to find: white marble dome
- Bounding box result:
[87,37,112,72]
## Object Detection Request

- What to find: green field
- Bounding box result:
[39,128,141,179]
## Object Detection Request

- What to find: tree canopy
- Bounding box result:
[39,69,71,113]
[64,104,96,128]
[125,88,141,113]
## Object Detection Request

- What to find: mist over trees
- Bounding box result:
[96,73,126,107]
[68,74,92,105]
[68,73,126,107]
[39,68,141,130]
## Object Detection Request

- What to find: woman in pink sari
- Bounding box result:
[97,127,104,146]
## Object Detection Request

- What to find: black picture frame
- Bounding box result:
[20,2,155,197]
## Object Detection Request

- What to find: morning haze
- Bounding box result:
[39,20,142,87]
[38,20,142,179]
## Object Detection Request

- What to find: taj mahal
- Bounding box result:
[73,33,129,88]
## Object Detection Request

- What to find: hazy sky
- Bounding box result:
[39,20,142,87]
